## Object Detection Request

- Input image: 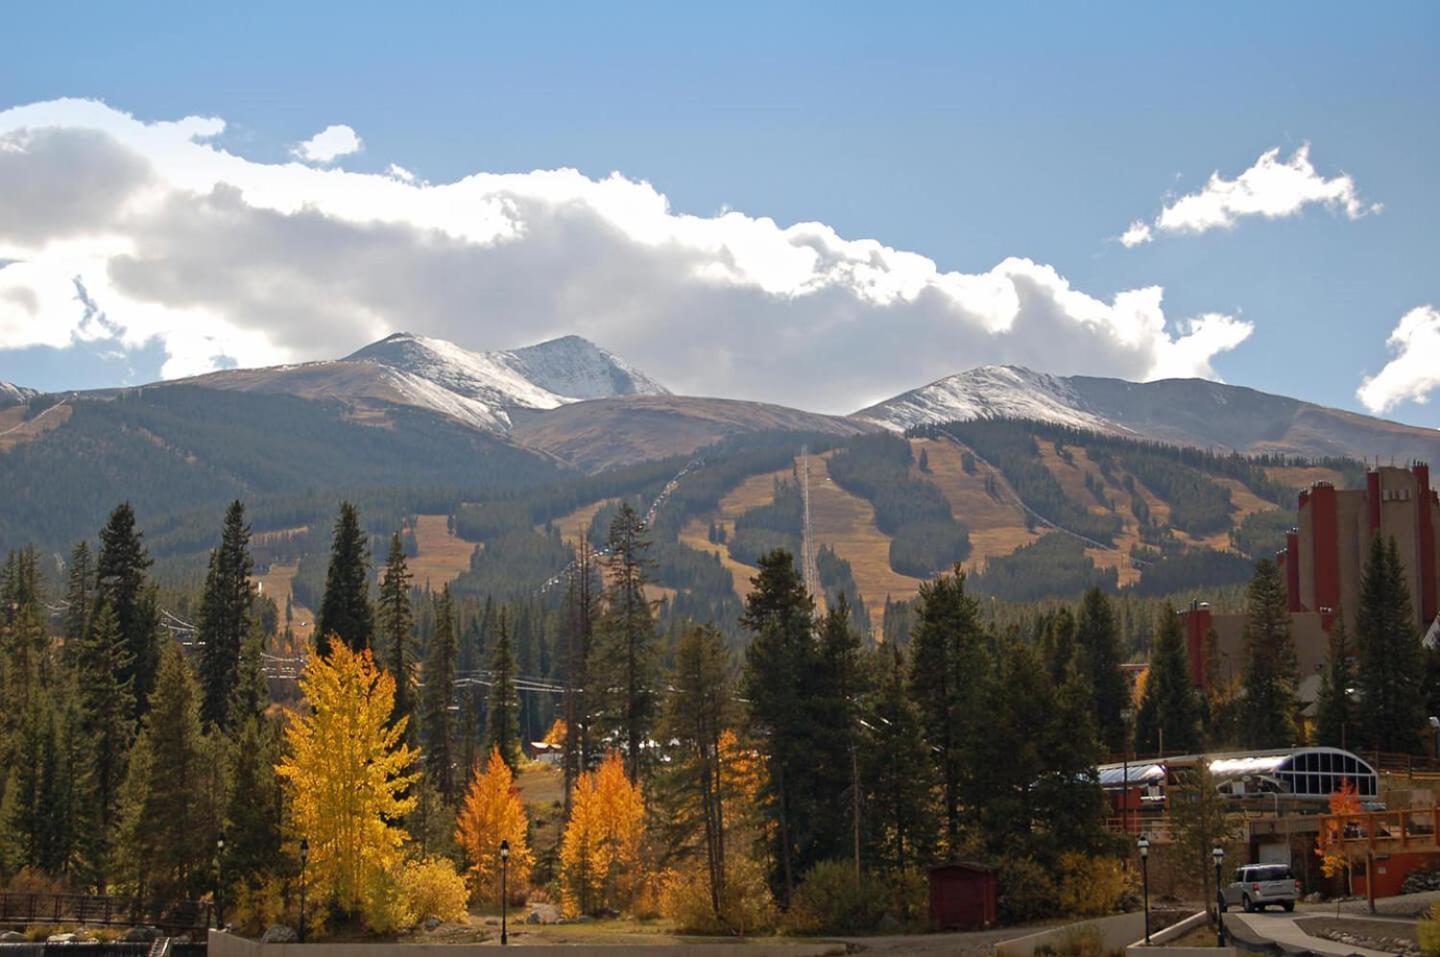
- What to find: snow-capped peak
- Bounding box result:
[0,381,38,407]
[345,332,667,431]
[853,364,1118,433]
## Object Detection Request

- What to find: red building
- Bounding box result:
[928,862,996,931]
[1182,464,1440,705]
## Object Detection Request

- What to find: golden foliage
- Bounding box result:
[559,751,647,917]
[1058,852,1127,917]
[658,853,775,936]
[1419,903,1440,957]
[455,747,534,902]
[1316,777,1362,881]
[276,641,418,923]
[542,718,567,746]
[400,856,470,924]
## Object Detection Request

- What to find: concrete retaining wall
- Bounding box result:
[995,912,1148,957]
[209,930,843,957]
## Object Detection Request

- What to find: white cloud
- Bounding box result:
[291,123,363,164]
[0,98,1253,409]
[1121,144,1378,246]
[1357,305,1440,414]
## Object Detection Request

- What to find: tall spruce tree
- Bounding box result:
[62,541,95,668]
[659,624,737,919]
[75,599,134,890]
[908,566,986,853]
[117,643,219,905]
[1238,559,1299,748]
[1355,536,1426,753]
[1315,614,1355,749]
[198,501,255,730]
[223,716,284,902]
[486,609,521,770]
[562,536,600,813]
[1135,604,1203,755]
[815,593,868,878]
[96,503,162,716]
[861,642,937,874]
[1076,586,1128,754]
[315,502,373,655]
[421,586,458,803]
[594,503,660,782]
[1,547,50,721]
[740,549,818,908]
[377,532,416,736]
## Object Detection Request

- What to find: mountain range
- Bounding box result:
[3,331,1437,470]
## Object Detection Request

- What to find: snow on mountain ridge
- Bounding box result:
[854,364,1122,434]
[0,381,38,406]
[345,331,668,432]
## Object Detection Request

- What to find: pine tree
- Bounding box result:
[815,593,868,879]
[1036,657,1108,854]
[659,624,737,919]
[198,500,255,730]
[315,502,373,655]
[562,537,600,814]
[117,644,219,905]
[229,619,271,726]
[377,532,416,736]
[908,567,986,853]
[75,599,134,890]
[1,547,50,720]
[2,697,64,875]
[421,586,458,803]
[1076,587,1128,754]
[740,549,817,908]
[1315,615,1355,749]
[861,643,937,873]
[1135,604,1202,756]
[1238,559,1299,748]
[62,540,95,668]
[223,715,284,900]
[96,503,162,715]
[594,503,660,782]
[1355,536,1426,753]
[486,610,521,771]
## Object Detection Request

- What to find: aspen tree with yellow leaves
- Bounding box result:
[276,641,418,929]
[559,751,646,916]
[455,747,534,903]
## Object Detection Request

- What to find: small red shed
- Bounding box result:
[928,862,997,931]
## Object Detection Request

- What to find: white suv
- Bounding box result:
[1220,864,1300,913]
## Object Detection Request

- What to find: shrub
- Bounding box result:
[402,856,470,925]
[659,854,775,936]
[998,856,1059,924]
[231,875,289,936]
[1044,924,1107,957]
[784,860,886,934]
[1058,853,1126,917]
[362,867,416,935]
[1419,903,1440,957]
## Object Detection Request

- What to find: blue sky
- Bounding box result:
[1,2,1437,424]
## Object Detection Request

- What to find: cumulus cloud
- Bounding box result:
[1357,305,1440,414]
[1121,144,1378,246]
[0,98,1253,410]
[292,123,363,164]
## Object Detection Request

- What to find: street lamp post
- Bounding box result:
[215,830,226,931]
[1429,716,1439,760]
[1213,847,1226,947]
[1138,835,1151,945]
[1121,706,1136,836]
[500,839,510,946]
[299,837,309,944]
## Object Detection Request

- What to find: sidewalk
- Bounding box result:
[1226,912,1395,957]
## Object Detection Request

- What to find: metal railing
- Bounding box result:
[0,892,213,932]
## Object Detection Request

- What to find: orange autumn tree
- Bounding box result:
[277,641,418,927]
[559,751,646,916]
[1316,777,1362,895]
[455,747,534,902]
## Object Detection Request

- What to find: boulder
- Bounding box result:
[260,925,299,944]
[0,931,25,942]
[46,933,78,943]
[527,903,560,925]
[423,916,442,932]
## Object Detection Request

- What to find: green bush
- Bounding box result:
[998,856,1059,924]
[785,860,886,934]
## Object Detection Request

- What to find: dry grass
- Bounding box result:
[0,402,71,451]
[547,498,619,547]
[810,453,925,630]
[908,438,1038,573]
[1266,465,1349,495]
[677,467,793,601]
[515,762,566,859]
[1035,441,1145,585]
[409,514,475,588]
[253,561,314,645]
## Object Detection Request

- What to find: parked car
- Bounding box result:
[1220,864,1300,913]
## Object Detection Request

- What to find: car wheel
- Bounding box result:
[1282,901,1294,913]
[1243,895,1255,913]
